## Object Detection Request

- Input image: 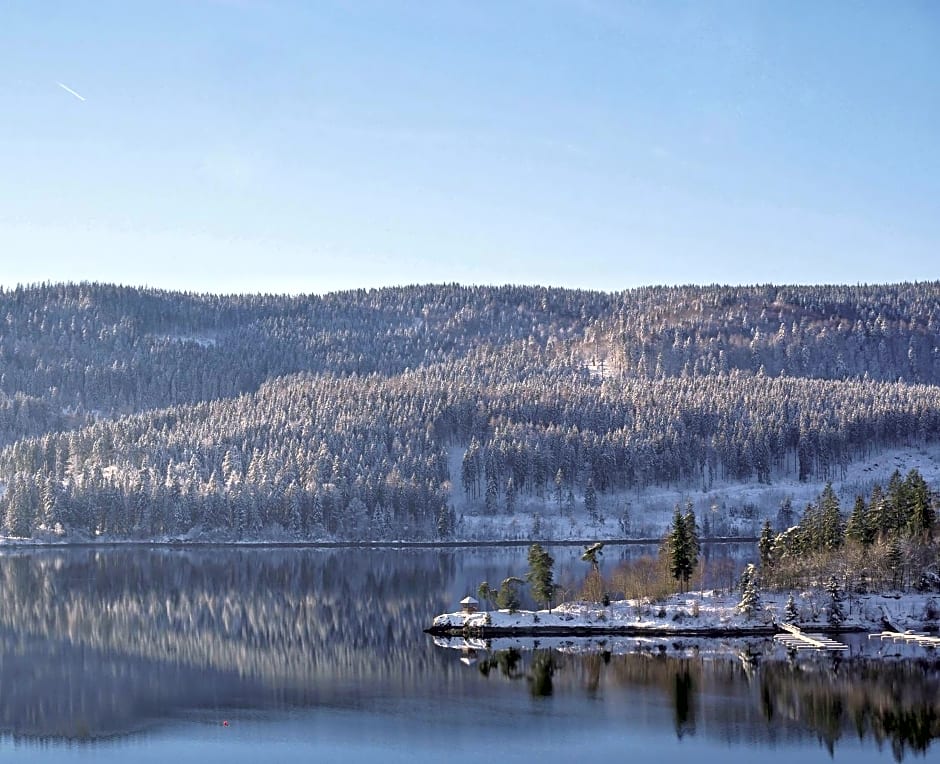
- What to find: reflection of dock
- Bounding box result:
[773,622,847,651]
[869,631,940,648]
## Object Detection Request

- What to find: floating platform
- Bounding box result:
[773,622,848,651]
[868,630,940,648]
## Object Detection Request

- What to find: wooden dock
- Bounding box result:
[868,630,940,648]
[773,622,848,651]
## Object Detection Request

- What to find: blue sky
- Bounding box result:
[1,0,938,294]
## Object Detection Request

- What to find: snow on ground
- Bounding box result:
[432,632,939,664]
[433,589,940,635]
[584,359,617,380]
[161,334,218,348]
[447,443,940,542]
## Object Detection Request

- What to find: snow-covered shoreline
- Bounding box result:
[0,534,755,549]
[428,590,940,637]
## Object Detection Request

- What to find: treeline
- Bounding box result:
[3,281,940,447]
[3,355,940,540]
[0,358,940,539]
[0,282,608,443]
[1,369,454,540]
[0,282,939,541]
[763,469,939,592]
[449,371,940,497]
[554,469,939,607]
[584,282,940,383]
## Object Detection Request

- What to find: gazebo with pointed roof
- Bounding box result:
[459,595,479,614]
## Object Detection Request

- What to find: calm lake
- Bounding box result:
[0,544,936,763]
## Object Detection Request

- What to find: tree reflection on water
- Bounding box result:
[0,545,936,763]
[0,547,458,739]
[469,646,940,761]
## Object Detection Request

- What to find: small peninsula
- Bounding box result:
[427,589,940,638]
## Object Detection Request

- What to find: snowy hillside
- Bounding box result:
[449,443,940,542]
[2,282,940,543]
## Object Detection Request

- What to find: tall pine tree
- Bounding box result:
[664,505,695,592]
[526,543,556,611]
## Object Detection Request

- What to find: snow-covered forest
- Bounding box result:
[1,281,940,542]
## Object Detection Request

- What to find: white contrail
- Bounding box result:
[56,81,86,102]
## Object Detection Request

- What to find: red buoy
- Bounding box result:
[222,720,230,727]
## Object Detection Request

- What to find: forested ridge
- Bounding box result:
[1,281,940,541]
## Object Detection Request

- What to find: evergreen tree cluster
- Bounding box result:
[1,281,940,540]
[765,469,939,591]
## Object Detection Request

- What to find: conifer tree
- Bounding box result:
[737,564,761,618]
[437,505,453,539]
[758,519,775,570]
[664,506,694,592]
[784,592,799,624]
[5,477,33,538]
[484,473,499,515]
[684,504,700,569]
[905,469,935,538]
[776,496,795,530]
[477,581,496,610]
[886,538,904,590]
[461,439,480,499]
[819,482,843,551]
[845,495,872,546]
[505,476,516,515]
[496,576,524,612]
[584,478,598,524]
[554,469,564,512]
[866,484,889,540]
[526,543,555,611]
[531,512,542,538]
[825,575,844,626]
[581,541,604,573]
[565,489,576,516]
[798,501,821,553]
[887,469,908,536]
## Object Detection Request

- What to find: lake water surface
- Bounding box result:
[0,545,936,762]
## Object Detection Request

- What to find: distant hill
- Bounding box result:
[1,281,939,541]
